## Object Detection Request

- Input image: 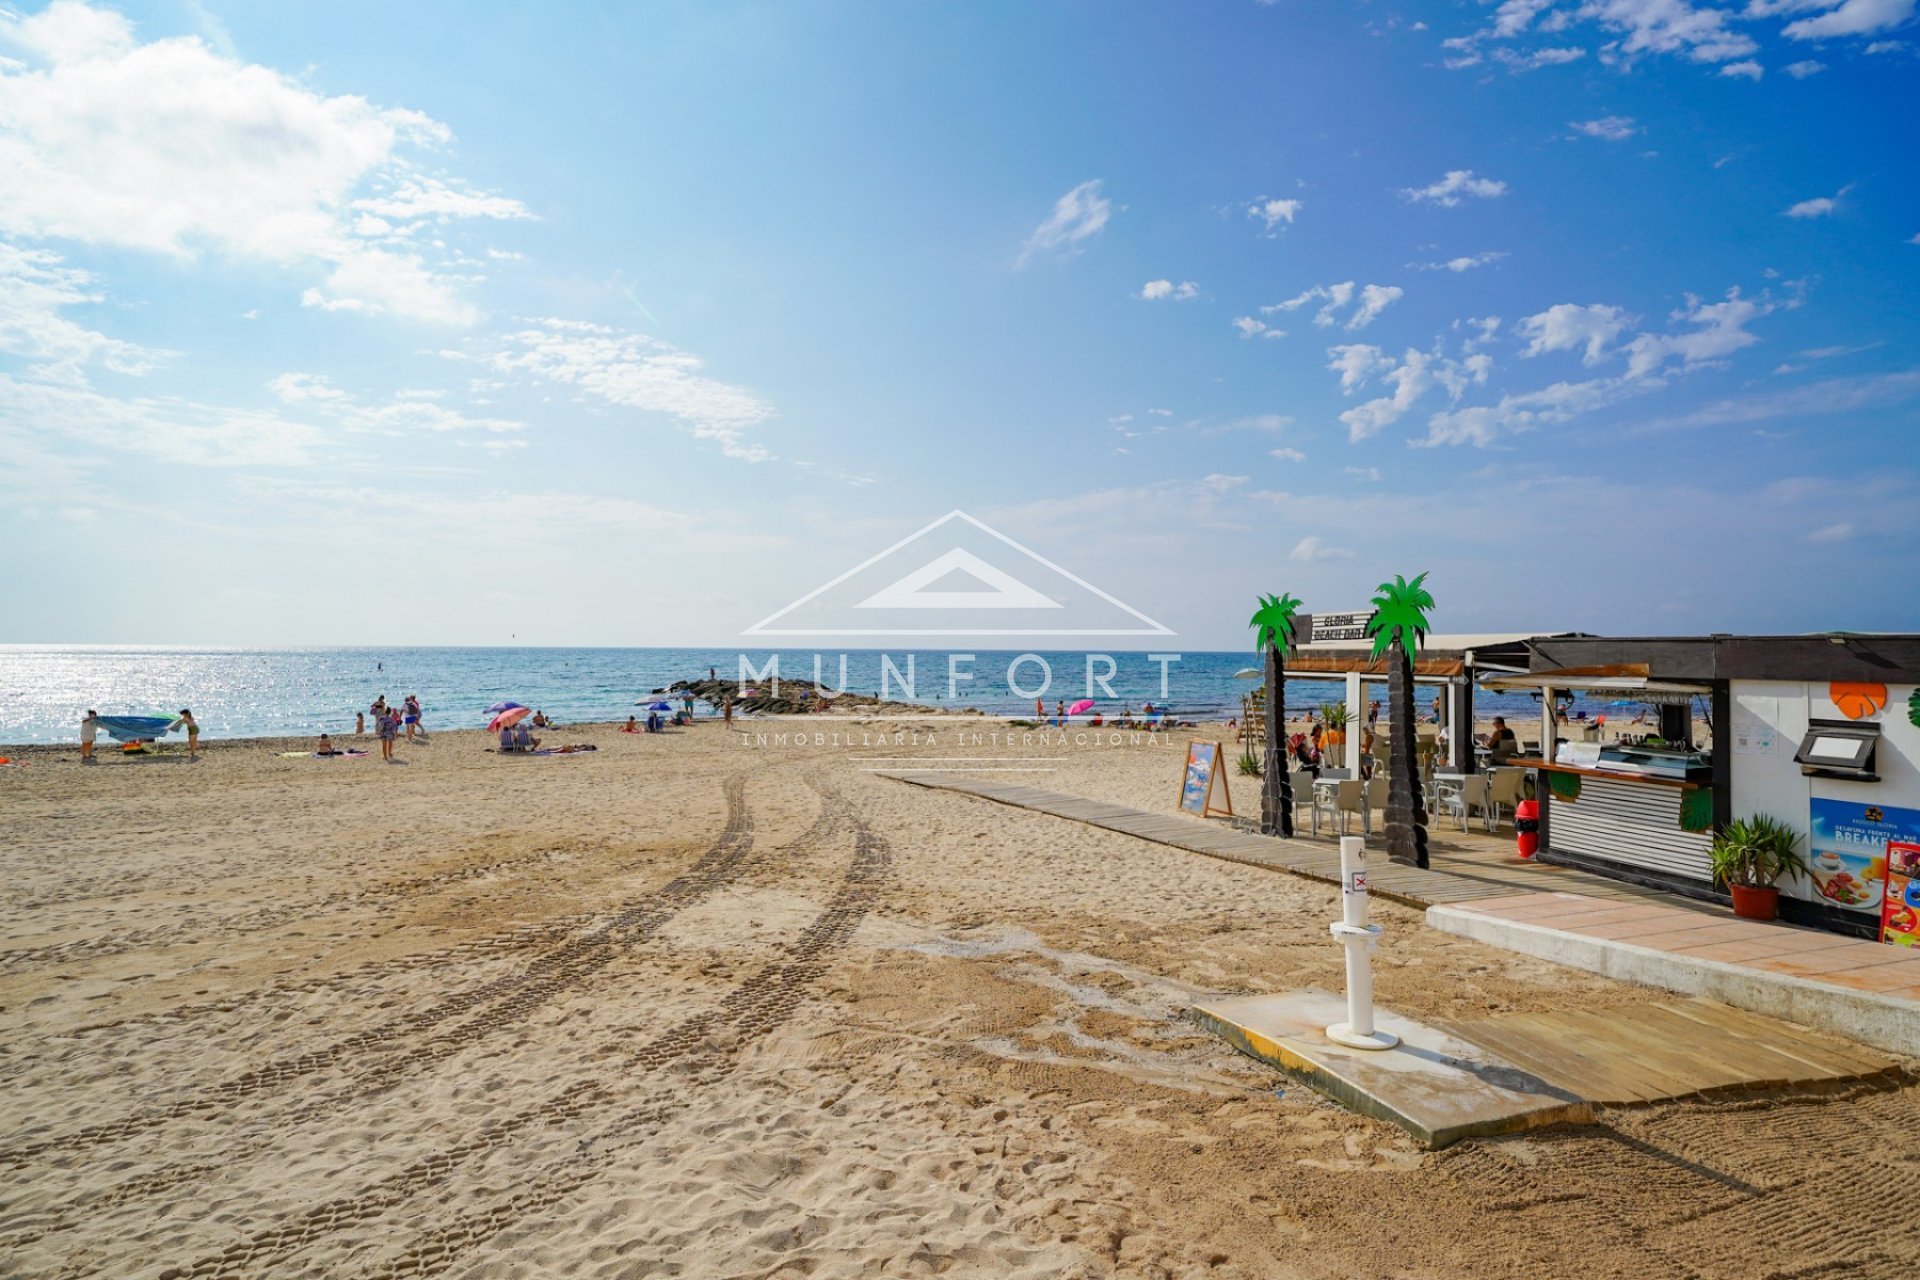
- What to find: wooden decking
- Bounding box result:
[875,771,1701,912]
[1437,997,1901,1104]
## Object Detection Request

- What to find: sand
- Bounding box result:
[3,717,1915,1279]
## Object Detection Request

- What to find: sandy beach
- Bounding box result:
[4,717,1915,1279]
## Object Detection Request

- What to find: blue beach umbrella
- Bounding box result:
[644,701,673,711]
[484,701,525,717]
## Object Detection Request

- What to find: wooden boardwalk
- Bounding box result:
[1438,997,1900,1104]
[875,771,1696,912]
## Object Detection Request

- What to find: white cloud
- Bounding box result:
[1494,0,1559,36]
[489,319,776,460]
[0,371,325,466]
[0,243,165,383]
[1517,302,1634,364]
[1807,521,1855,544]
[1719,59,1765,77]
[1632,369,1920,431]
[1864,37,1910,49]
[1460,316,1504,350]
[1401,170,1508,206]
[1247,197,1302,232]
[1413,251,1507,272]
[1571,116,1640,139]
[486,247,525,261]
[1580,0,1759,63]
[1337,349,1440,441]
[1495,44,1589,67]
[352,176,533,224]
[0,0,520,323]
[1327,343,1393,391]
[1621,288,1776,378]
[1139,279,1199,301]
[1784,185,1852,217]
[1233,316,1283,339]
[1349,285,1405,330]
[1016,179,1110,267]
[1420,286,1790,446]
[1267,281,1400,329]
[1289,535,1355,562]
[1344,466,1383,482]
[269,371,347,403]
[1781,0,1917,39]
[1784,58,1827,75]
[1270,447,1307,462]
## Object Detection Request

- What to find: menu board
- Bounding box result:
[1882,840,1920,947]
[1179,741,1232,818]
[1808,799,1920,918]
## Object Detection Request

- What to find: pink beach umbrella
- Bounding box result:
[488,706,532,732]
[1067,698,1096,717]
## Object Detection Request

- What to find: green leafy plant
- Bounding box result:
[1249,593,1303,657]
[1319,702,1350,731]
[1364,572,1435,662]
[1236,752,1263,777]
[1709,814,1807,889]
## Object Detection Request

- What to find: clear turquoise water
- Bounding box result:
[0,645,1578,744]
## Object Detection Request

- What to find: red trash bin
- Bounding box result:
[1515,799,1539,860]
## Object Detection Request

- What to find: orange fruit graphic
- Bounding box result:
[1830,682,1887,720]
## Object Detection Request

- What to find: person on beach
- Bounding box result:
[80,710,99,763]
[709,666,717,681]
[179,709,200,760]
[1481,716,1517,761]
[1368,699,1381,728]
[355,711,365,735]
[377,706,398,760]
[621,715,639,733]
[316,733,340,757]
[403,695,422,741]
[723,696,733,728]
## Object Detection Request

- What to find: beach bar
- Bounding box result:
[1490,634,1920,939]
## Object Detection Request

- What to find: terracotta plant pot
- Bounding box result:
[1728,883,1779,922]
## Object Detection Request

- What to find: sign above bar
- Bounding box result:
[1303,610,1374,645]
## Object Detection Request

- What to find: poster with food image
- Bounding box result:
[1881,840,1920,947]
[1807,800,1920,916]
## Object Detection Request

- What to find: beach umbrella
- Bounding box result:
[645,701,673,711]
[1068,698,1096,716]
[1233,667,1261,678]
[484,701,525,717]
[488,706,532,731]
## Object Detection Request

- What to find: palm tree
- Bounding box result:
[1250,593,1303,836]
[1365,573,1436,868]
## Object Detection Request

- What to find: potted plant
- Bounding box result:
[1709,814,1807,921]
[1321,701,1350,750]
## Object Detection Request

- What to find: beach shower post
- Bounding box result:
[1326,835,1398,1051]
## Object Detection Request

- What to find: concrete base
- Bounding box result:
[1193,989,1592,1149]
[1427,903,1920,1058]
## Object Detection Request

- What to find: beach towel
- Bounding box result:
[97,715,183,742]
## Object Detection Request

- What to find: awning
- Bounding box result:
[1480,665,1712,696]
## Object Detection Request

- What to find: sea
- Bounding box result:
[0,645,1586,745]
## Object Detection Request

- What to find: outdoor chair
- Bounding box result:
[1288,770,1314,825]
[1312,779,1366,837]
[1434,774,1495,832]
[1487,768,1529,828]
[1363,776,1389,833]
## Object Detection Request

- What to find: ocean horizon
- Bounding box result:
[0,643,1611,746]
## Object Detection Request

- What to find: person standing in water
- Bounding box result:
[179,709,200,761]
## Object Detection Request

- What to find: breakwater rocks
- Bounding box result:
[660,678,979,719]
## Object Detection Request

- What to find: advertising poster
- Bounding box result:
[1882,840,1920,947]
[1179,741,1230,818]
[1807,800,1920,918]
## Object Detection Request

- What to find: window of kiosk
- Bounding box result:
[1792,722,1877,778]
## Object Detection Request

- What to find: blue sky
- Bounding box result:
[3,0,1917,648]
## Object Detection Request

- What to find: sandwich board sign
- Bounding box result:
[1179,741,1233,819]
